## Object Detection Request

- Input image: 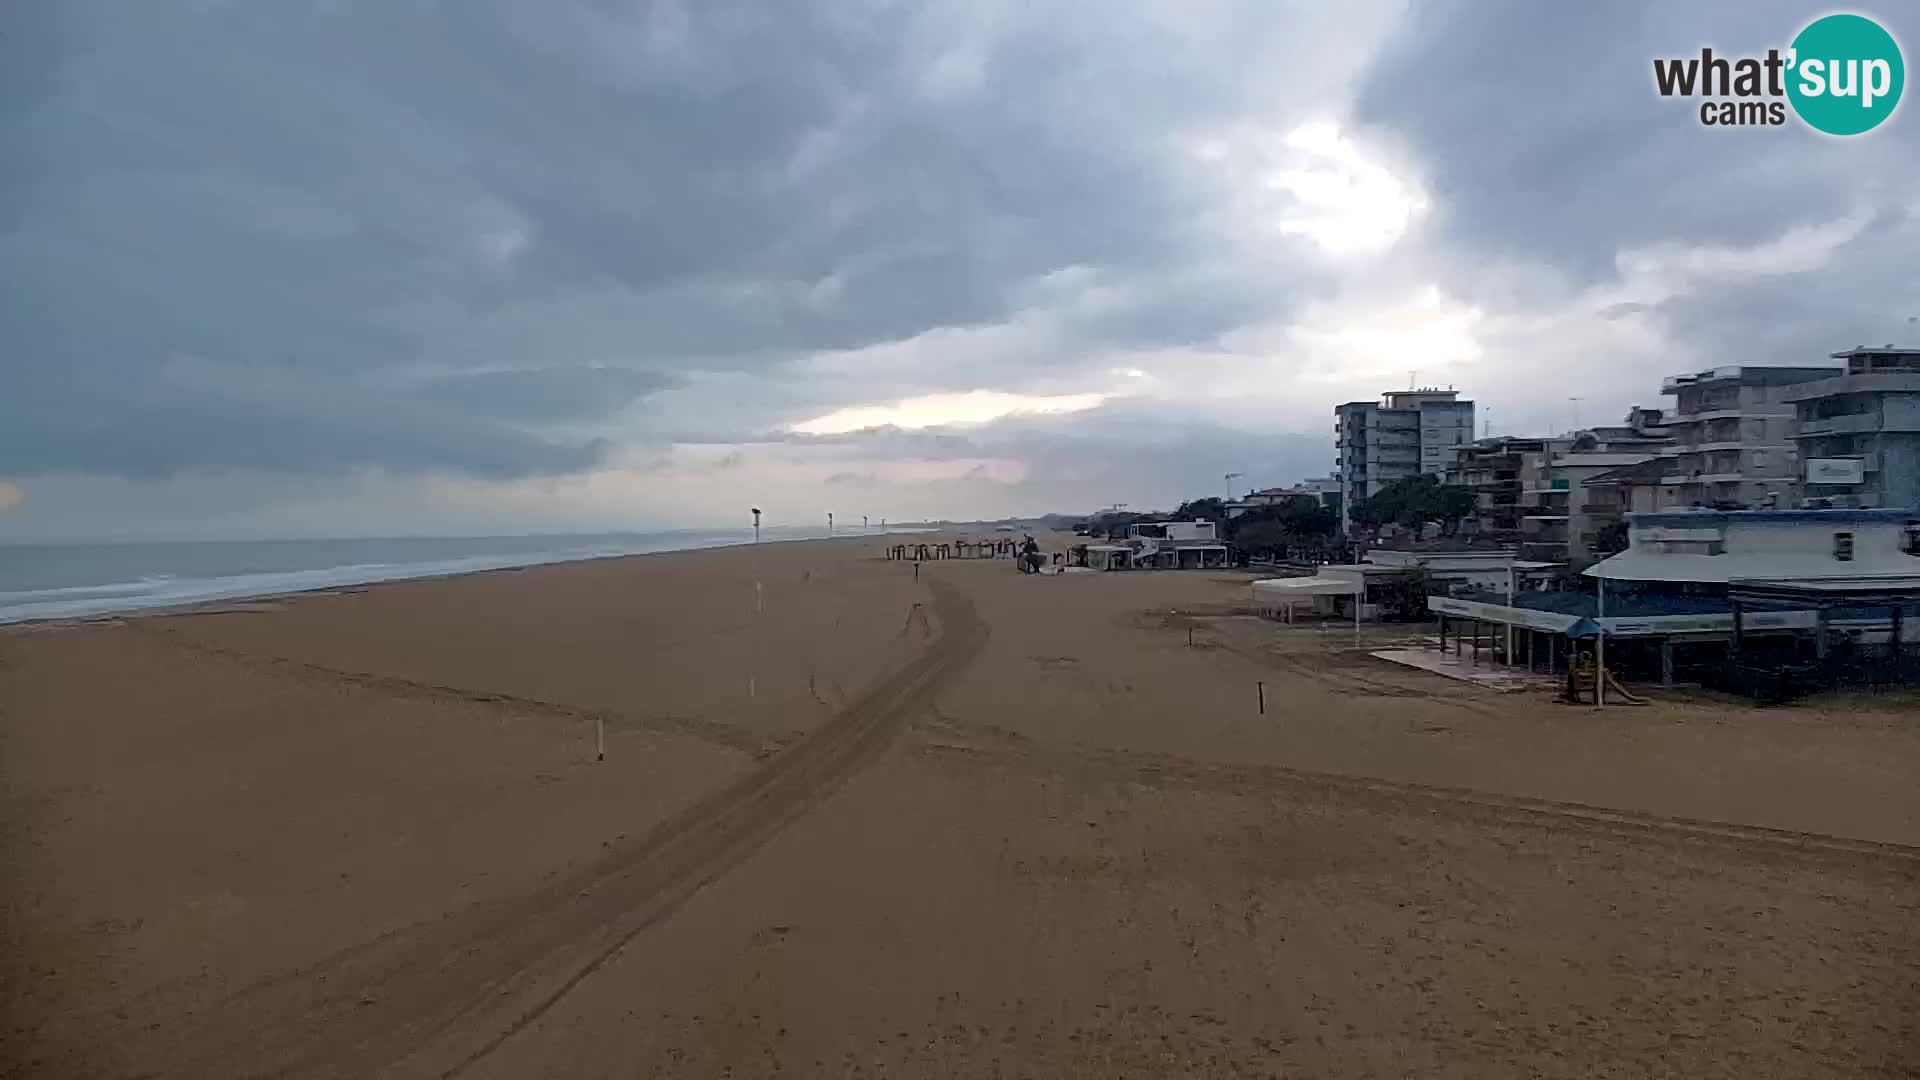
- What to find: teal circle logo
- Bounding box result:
[1787,14,1904,135]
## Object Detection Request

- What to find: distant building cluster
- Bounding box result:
[1320,347,1920,567]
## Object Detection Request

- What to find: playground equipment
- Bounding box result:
[1563,651,1647,706]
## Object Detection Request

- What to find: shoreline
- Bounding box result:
[0,530,909,631]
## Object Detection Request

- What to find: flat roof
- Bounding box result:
[1729,574,1920,603]
[1629,509,1919,527]
[1662,365,1840,389]
[1831,346,1920,358]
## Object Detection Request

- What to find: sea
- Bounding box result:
[0,528,884,625]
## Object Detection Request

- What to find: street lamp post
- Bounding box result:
[1506,563,1516,669]
[1595,572,1607,709]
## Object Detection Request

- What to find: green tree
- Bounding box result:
[1230,519,1289,551]
[1173,497,1227,524]
[1228,496,1336,540]
[1348,476,1473,536]
[1591,519,1629,556]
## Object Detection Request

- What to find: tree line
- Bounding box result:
[1079,493,1342,562]
[1079,473,1480,560]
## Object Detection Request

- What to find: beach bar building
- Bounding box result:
[1072,520,1228,571]
[1424,509,1920,696]
[1125,520,1230,569]
[1080,544,1135,571]
[1253,548,1557,624]
[1252,564,1412,622]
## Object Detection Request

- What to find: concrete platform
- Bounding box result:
[1370,647,1556,692]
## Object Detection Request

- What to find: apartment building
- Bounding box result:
[1226,477,1341,519]
[1785,346,1920,511]
[1445,436,1565,544]
[1334,389,1475,536]
[1516,438,1670,565]
[1659,364,1839,509]
[1447,409,1671,563]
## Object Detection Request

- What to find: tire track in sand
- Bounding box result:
[154,578,987,1080]
[911,732,1920,866]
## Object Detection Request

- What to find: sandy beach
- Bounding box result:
[5,534,1919,1077]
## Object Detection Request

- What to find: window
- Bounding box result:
[1833,532,1854,561]
[1751,450,1766,468]
[1903,523,1920,557]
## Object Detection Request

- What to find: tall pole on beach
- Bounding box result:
[1595,573,1607,709]
[827,512,834,536]
[1353,575,1362,646]
[750,508,764,702]
[1505,564,1515,668]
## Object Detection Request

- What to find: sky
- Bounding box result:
[5,0,1919,540]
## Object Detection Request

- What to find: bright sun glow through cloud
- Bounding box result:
[1196,120,1428,257]
[1267,122,1427,256]
[790,390,1109,435]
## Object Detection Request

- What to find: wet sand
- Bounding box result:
[4,534,1918,1077]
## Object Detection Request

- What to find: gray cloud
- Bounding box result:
[8,0,1323,482]
[1353,0,1920,281]
[7,0,1917,536]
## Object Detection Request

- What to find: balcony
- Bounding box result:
[1667,408,1775,424]
[1794,413,1884,437]
[1519,541,1568,562]
[1783,372,1920,401]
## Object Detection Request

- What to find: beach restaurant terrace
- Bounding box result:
[1424,509,1920,692]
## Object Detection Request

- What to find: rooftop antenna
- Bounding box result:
[1224,471,1244,500]
[1568,396,1583,435]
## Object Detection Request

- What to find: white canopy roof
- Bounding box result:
[1252,577,1364,600]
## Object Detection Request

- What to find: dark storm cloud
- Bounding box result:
[0,357,609,477]
[4,0,1296,481]
[406,367,678,423]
